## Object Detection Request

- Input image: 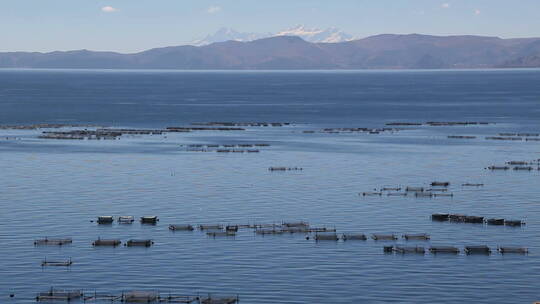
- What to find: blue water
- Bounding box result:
[1,69,540,303]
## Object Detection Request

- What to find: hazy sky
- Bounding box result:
[2,0,539,53]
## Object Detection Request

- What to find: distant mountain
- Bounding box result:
[2,34,540,69]
[190,25,353,46]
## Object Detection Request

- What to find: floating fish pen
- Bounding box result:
[406,187,424,192]
[426,121,490,126]
[526,138,540,141]
[462,183,484,187]
[448,136,476,139]
[140,216,159,224]
[166,126,245,132]
[97,216,114,224]
[93,238,122,246]
[268,167,303,171]
[282,227,309,234]
[283,221,309,228]
[361,192,382,196]
[505,220,525,227]
[513,166,533,171]
[381,187,401,191]
[342,234,367,241]
[169,224,195,231]
[34,238,72,246]
[314,233,339,241]
[308,227,336,233]
[433,193,454,197]
[200,295,239,304]
[425,188,448,192]
[255,229,285,235]
[41,258,72,267]
[431,182,450,187]
[429,246,460,254]
[487,166,510,170]
[125,239,153,247]
[199,224,224,230]
[207,232,236,237]
[118,216,135,224]
[157,294,199,303]
[403,233,430,240]
[372,234,397,241]
[226,225,239,232]
[507,161,530,165]
[485,136,523,141]
[450,215,484,224]
[431,213,450,221]
[498,247,528,254]
[193,121,289,127]
[464,245,491,255]
[387,192,407,196]
[392,246,425,254]
[486,218,505,225]
[415,192,433,198]
[123,291,159,303]
[36,289,82,302]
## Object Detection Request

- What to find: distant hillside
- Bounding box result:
[2,34,540,69]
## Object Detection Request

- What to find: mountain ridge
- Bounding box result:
[1,34,540,69]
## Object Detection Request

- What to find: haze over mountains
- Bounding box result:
[1,33,540,69]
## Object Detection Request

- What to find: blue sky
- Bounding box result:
[1,0,539,53]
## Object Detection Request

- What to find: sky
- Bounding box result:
[1,0,540,53]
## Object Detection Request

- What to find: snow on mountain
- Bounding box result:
[190,25,354,46]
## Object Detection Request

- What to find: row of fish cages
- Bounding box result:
[268,167,303,171]
[487,159,540,171]
[383,245,528,255]
[183,143,271,149]
[485,136,540,142]
[34,238,155,247]
[385,121,492,127]
[361,182,455,198]
[192,121,291,127]
[303,127,400,134]
[36,288,239,303]
[304,233,431,241]
[93,216,158,224]
[432,214,525,226]
[0,123,98,130]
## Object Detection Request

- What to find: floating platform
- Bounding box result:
[283,221,309,228]
[462,183,484,187]
[169,224,195,231]
[464,246,491,255]
[97,216,114,224]
[486,218,505,225]
[36,289,82,302]
[372,234,397,241]
[431,213,449,221]
[199,224,224,230]
[140,216,159,224]
[125,239,153,247]
[34,238,72,246]
[118,216,134,224]
[200,296,239,304]
[314,234,339,241]
[342,234,367,241]
[505,220,525,227]
[123,291,158,303]
[429,246,460,254]
[381,187,401,191]
[41,258,72,267]
[226,225,239,232]
[387,192,407,196]
[415,192,433,198]
[406,187,424,192]
[255,229,285,235]
[498,247,528,254]
[207,232,236,237]
[431,182,450,187]
[393,246,425,254]
[487,166,510,170]
[93,239,122,246]
[361,192,382,196]
[403,233,430,240]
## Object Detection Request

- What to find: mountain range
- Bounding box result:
[190,25,354,45]
[1,34,540,69]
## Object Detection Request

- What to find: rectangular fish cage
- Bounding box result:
[34,238,72,246]
[415,192,433,198]
[431,182,450,187]
[126,239,153,247]
[118,216,135,224]
[372,234,397,241]
[429,246,460,254]
[207,232,236,237]
[464,245,491,255]
[199,224,224,230]
[93,239,122,246]
[486,218,505,225]
[226,225,239,232]
[403,233,430,240]
[169,224,195,231]
[361,192,382,196]
[393,246,425,254]
[41,258,72,267]
[140,216,159,224]
[405,187,424,192]
[432,213,449,221]
[255,229,285,235]
[314,233,339,241]
[498,247,528,254]
[37,289,82,302]
[123,291,158,303]
[97,216,114,224]
[505,220,524,227]
[283,221,309,228]
[200,295,239,304]
[342,234,367,241]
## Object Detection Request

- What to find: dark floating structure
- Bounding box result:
[97,216,114,224]
[432,214,525,226]
[462,183,484,187]
[169,224,195,231]
[192,121,290,127]
[118,216,135,224]
[429,246,460,254]
[41,258,72,267]
[207,231,236,237]
[448,135,476,139]
[389,246,426,254]
[36,289,82,302]
[403,233,430,240]
[199,224,224,230]
[314,233,339,241]
[268,167,303,171]
[341,234,367,241]
[431,182,450,187]
[34,238,72,246]
[125,239,154,247]
[93,238,122,247]
[372,234,397,241]
[464,245,491,255]
[140,216,159,224]
[498,247,528,254]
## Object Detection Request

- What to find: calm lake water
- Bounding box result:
[0,69,539,303]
